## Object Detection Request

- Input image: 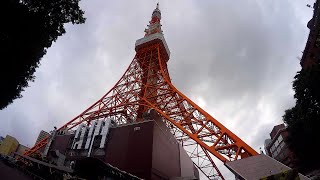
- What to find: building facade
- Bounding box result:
[42,109,199,179]
[264,139,271,156]
[35,130,50,145]
[265,124,296,168]
[14,144,30,158]
[0,135,19,156]
[301,0,320,68]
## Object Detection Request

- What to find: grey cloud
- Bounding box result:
[0,0,312,179]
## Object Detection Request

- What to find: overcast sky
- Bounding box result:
[0,0,314,179]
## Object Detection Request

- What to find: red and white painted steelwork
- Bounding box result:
[24,4,258,179]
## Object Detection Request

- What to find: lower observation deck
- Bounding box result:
[135,33,170,59]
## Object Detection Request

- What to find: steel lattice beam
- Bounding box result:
[24,43,257,179]
[24,4,258,179]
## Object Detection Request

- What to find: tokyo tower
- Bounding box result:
[24,3,258,179]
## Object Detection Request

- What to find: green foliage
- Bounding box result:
[260,169,300,180]
[0,0,85,110]
[283,63,320,173]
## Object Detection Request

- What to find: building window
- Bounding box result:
[274,139,279,147]
[279,141,285,150]
[274,148,279,157]
[278,134,283,142]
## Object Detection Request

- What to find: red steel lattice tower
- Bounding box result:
[24,4,258,179]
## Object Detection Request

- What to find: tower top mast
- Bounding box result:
[145,3,162,36]
[135,3,170,59]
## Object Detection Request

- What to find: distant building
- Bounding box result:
[14,144,30,158]
[0,136,4,146]
[35,130,50,145]
[0,135,19,156]
[301,0,320,68]
[264,139,271,156]
[265,124,296,168]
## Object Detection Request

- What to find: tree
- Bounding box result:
[283,63,320,173]
[0,0,85,110]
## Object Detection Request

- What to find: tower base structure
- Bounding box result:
[44,110,199,180]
